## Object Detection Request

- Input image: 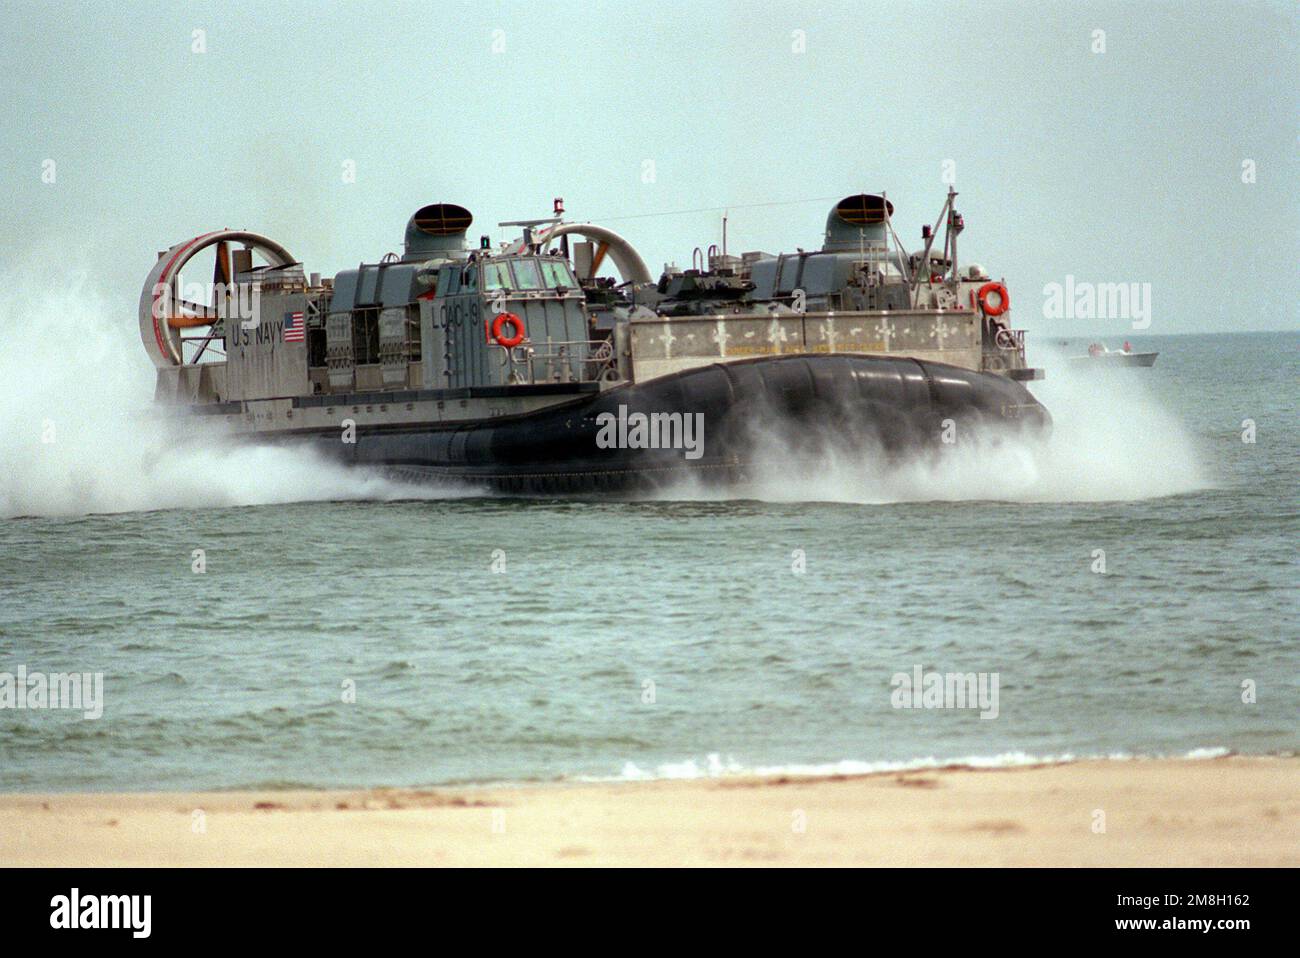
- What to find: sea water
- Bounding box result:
[0,285,1294,791]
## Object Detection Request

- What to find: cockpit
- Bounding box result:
[442,256,581,296]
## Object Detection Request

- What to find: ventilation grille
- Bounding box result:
[412,204,473,236]
[834,194,893,226]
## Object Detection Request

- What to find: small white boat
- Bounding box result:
[1070,342,1157,367]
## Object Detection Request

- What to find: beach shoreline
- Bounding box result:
[0,756,1294,867]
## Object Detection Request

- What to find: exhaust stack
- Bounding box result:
[403,203,473,262]
[823,194,894,252]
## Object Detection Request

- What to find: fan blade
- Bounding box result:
[213,241,231,286]
[177,300,218,317]
[212,240,232,313]
[588,241,610,279]
[167,314,218,329]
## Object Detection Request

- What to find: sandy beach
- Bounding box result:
[0,756,1294,867]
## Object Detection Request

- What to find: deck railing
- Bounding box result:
[994,327,1028,363]
[491,339,617,385]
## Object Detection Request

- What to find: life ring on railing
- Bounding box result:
[491,312,526,348]
[977,282,1010,316]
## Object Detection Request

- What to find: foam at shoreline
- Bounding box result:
[569,746,1239,784]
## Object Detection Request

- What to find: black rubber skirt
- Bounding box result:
[325,354,1049,495]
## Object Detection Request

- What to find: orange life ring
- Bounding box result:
[491,312,525,348]
[976,281,1010,317]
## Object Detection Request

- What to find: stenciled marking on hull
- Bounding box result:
[876,317,895,347]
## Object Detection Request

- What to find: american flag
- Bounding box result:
[283,311,305,343]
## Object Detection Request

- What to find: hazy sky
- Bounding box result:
[2,0,1296,336]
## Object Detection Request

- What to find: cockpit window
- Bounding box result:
[510,258,543,290]
[482,262,513,291]
[540,259,577,289]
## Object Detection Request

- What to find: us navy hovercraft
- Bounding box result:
[141,189,1048,494]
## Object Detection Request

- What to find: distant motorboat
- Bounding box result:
[1070,342,1157,367]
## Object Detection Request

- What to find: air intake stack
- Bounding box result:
[823,194,893,252]
[403,203,473,262]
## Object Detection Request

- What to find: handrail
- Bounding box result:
[488,338,617,385]
[993,327,1028,366]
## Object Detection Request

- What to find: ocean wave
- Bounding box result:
[574,746,1240,783]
